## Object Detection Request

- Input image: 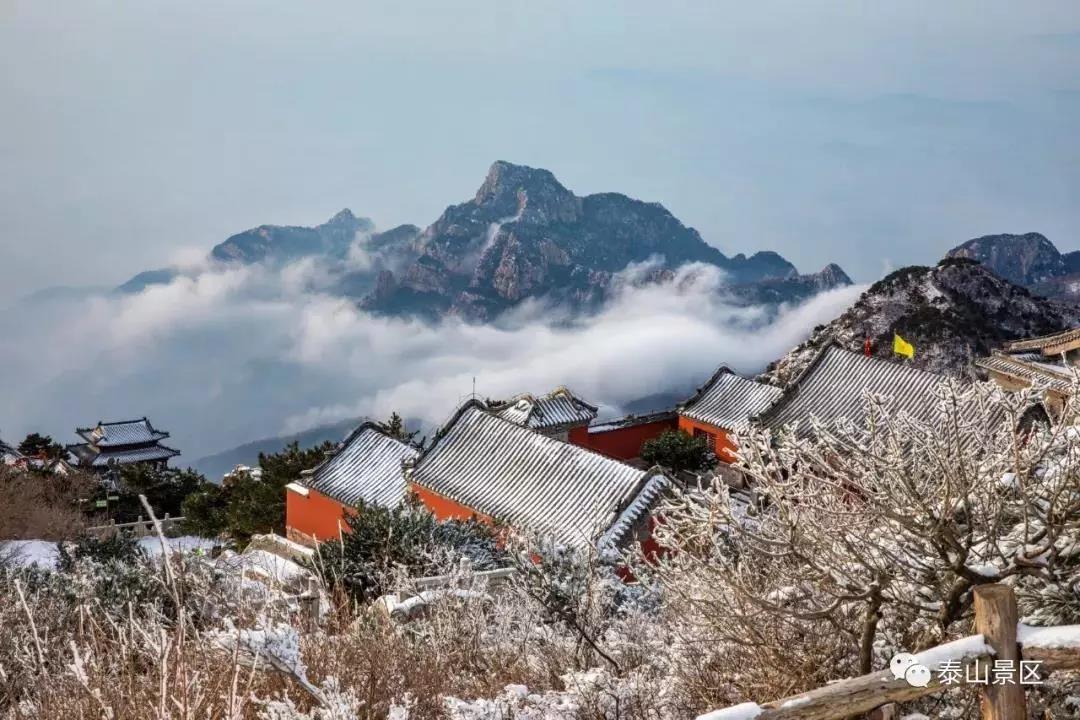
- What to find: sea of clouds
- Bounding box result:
[0,257,863,463]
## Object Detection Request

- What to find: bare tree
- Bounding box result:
[643,379,1080,697]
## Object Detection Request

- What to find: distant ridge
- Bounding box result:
[191,418,362,481]
[111,161,851,320]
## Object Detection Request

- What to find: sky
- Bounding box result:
[2,1,1080,300]
[2,2,1080,461]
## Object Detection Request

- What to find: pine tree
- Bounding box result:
[17,432,65,460]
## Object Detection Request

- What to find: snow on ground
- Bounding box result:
[444,683,579,720]
[137,535,218,556]
[2,535,218,571]
[216,547,310,584]
[1,539,61,569]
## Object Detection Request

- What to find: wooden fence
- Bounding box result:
[699,585,1080,720]
[86,514,185,538]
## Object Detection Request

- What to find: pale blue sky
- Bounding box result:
[3,1,1080,301]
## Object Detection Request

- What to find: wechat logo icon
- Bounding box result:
[890,653,932,688]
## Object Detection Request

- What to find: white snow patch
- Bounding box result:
[914,634,994,669]
[137,535,217,556]
[0,540,60,569]
[697,702,763,720]
[1018,623,1080,649]
[221,548,310,584]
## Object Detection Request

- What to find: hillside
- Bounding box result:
[191,418,361,480]
[947,232,1080,302]
[761,256,1080,384]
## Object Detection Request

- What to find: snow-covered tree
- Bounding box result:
[641,379,1080,699]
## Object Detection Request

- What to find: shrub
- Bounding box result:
[641,429,710,473]
[313,498,507,599]
[179,441,333,544]
[0,466,95,540]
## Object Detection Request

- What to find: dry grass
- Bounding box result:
[0,467,95,541]
[0,536,683,720]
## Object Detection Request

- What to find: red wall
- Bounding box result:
[408,482,494,525]
[573,417,677,461]
[285,486,353,546]
[567,425,589,446]
[677,416,738,462]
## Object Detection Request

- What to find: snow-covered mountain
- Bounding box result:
[761,256,1080,384]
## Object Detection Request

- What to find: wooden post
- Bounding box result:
[868,703,896,720]
[973,585,1026,720]
[299,577,320,631]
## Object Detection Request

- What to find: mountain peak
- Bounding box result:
[473,161,580,224]
[324,208,358,226]
[946,231,1080,300]
[815,263,852,285]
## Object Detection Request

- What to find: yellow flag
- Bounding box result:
[893,333,914,359]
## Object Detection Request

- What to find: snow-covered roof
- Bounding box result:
[491,387,598,431]
[757,342,949,435]
[587,410,677,434]
[302,423,419,509]
[68,442,181,467]
[680,367,783,432]
[411,401,668,547]
[0,436,23,461]
[977,351,1075,395]
[75,417,169,447]
[1003,327,1080,354]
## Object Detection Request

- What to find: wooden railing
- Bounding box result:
[698,585,1080,720]
[86,515,185,538]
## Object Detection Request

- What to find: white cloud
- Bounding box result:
[0,260,862,461]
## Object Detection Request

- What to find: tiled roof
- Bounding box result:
[302,423,419,509]
[76,417,169,447]
[0,437,23,460]
[587,410,677,434]
[757,343,949,435]
[411,401,668,548]
[1003,328,1080,353]
[976,352,1075,394]
[680,367,783,432]
[492,387,598,431]
[68,442,181,467]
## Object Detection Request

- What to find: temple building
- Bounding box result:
[0,436,24,467]
[756,341,949,436]
[678,368,783,461]
[285,422,419,545]
[977,328,1080,416]
[67,417,180,471]
[489,387,598,443]
[407,399,670,552]
[577,410,678,463]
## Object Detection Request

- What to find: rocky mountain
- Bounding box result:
[761,256,1080,384]
[115,210,378,295]
[363,161,849,320]
[946,232,1080,302]
[115,161,850,319]
[210,209,375,264]
[730,263,852,305]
